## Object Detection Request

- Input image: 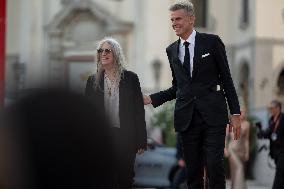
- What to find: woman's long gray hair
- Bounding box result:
[94,37,126,90]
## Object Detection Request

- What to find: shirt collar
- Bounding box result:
[180,29,196,46]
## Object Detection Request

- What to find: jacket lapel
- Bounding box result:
[172,39,191,79]
[172,39,181,65]
[192,32,201,79]
[118,70,126,122]
[98,73,105,108]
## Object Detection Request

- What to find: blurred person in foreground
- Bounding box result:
[0,89,115,189]
[143,0,241,188]
[225,108,250,189]
[85,37,147,189]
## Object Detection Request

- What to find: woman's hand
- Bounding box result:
[224,148,230,158]
[137,148,145,155]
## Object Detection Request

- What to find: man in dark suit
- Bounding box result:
[144,1,241,188]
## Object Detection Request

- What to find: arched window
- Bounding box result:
[277,70,284,94]
[242,0,249,24]
[191,0,207,28]
[240,0,249,29]
[239,63,249,108]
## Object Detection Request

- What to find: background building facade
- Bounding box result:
[6,0,284,110]
[5,0,284,185]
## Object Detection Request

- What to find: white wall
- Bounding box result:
[209,0,255,45]
[7,0,43,88]
[93,0,134,22]
[139,0,173,90]
[26,0,46,87]
[6,0,20,54]
[256,0,284,39]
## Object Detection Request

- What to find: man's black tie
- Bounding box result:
[183,41,191,78]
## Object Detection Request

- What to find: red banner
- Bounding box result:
[0,0,6,107]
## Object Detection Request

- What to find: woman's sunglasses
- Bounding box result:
[97,48,112,54]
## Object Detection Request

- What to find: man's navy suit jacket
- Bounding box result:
[150,32,240,132]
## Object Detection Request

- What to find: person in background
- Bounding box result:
[261,100,284,164]
[171,133,187,189]
[225,108,250,189]
[85,37,147,189]
[261,100,284,189]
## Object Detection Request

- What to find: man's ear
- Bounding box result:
[190,15,195,25]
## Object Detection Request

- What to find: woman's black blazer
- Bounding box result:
[85,70,147,152]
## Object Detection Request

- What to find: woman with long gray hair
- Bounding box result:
[85,37,147,189]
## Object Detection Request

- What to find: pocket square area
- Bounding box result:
[201,53,210,58]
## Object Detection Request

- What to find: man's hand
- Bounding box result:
[137,148,145,155]
[143,95,152,105]
[229,115,241,140]
[178,159,186,167]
